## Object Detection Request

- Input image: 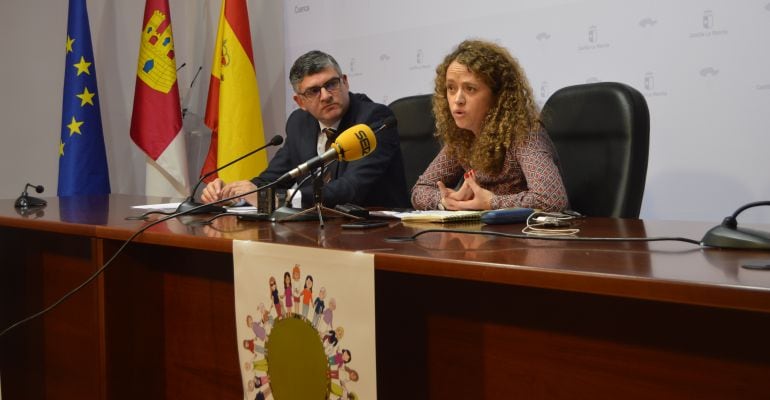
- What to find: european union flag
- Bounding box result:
[58,0,110,196]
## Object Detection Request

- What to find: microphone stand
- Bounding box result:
[276,164,361,228]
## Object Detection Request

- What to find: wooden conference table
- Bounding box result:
[1,194,770,399]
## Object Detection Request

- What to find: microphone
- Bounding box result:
[182,66,203,118]
[190,66,203,88]
[174,134,284,215]
[701,201,770,250]
[15,183,47,209]
[276,116,395,184]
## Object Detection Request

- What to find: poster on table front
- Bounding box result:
[233,240,376,400]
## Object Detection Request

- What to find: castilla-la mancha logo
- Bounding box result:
[690,9,728,38]
[348,57,362,78]
[579,25,610,51]
[643,72,668,97]
[137,10,176,94]
[703,10,714,29]
[409,49,431,71]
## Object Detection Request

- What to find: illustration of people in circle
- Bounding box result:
[243,264,360,399]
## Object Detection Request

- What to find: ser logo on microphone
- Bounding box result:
[355,129,372,156]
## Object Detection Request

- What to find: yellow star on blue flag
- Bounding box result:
[58,0,110,196]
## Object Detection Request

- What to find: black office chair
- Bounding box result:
[541,82,650,218]
[388,94,441,190]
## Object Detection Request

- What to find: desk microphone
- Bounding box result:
[175,134,284,215]
[701,201,770,250]
[15,183,47,209]
[275,116,394,184]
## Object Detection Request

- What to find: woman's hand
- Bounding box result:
[439,181,473,201]
[438,175,493,210]
[437,181,468,210]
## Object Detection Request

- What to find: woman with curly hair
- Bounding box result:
[411,40,568,211]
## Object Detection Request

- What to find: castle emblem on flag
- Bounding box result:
[136,10,176,93]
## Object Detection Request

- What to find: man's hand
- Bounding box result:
[220,180,260,206]
[200,178,225,203]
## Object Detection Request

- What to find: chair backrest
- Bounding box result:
[388,94,441,190]
[541,82,649,218]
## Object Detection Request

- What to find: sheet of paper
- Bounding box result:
[131,202,180,210]
[131,203,258,212]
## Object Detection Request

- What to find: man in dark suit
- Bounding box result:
[201,50,409,209]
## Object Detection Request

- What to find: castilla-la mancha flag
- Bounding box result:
[201,0,267,183]
[130,0,189,197]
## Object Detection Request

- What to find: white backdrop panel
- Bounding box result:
[284,0,770,223]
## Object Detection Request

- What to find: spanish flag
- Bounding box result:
[130,0,189,197]
[201,0,267,183]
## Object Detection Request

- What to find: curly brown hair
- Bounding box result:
[433,40,540,174]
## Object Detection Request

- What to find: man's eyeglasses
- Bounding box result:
[298,77,342,100]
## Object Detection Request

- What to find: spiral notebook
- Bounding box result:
[373,208,534,224]
[399,210,483,223]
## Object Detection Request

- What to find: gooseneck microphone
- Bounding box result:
[15,183,48,209]
[275,116,395,184]
[174,134,284,215]
[182,66,203,118]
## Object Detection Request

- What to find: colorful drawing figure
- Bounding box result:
[292,264,302,315]
[328,349,351,369]
[329,367,359,398]
[312,287,326,327]
[320,297,336,331]
[245,358,269,372]
[242,338,265,355]
[269,276,282,318]
[301,275,314,319]
[323,326,344,354]
[282,271,293,317]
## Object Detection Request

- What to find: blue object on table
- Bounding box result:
[481,208,535,225]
